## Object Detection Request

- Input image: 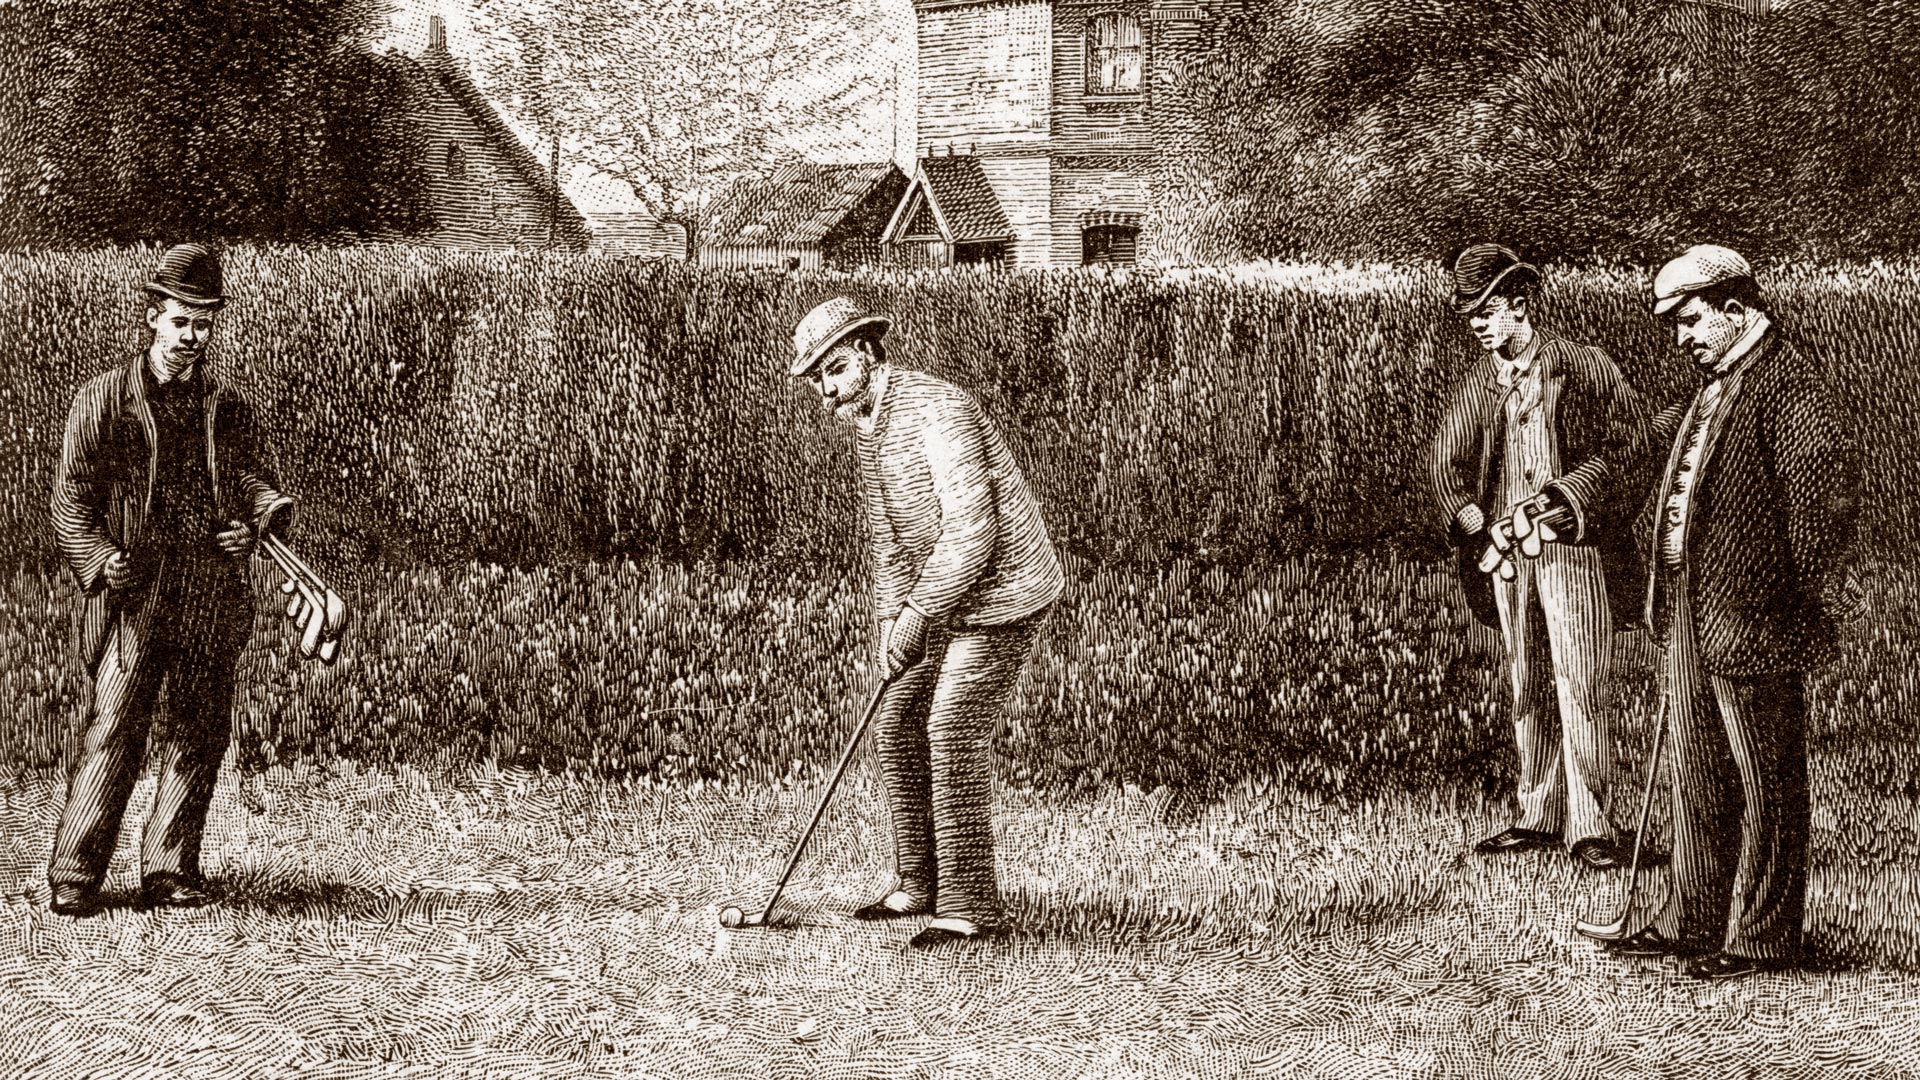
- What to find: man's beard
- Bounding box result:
[828,386,874,425]
[832,397,870,425]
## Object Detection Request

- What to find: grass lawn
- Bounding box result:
[0,751,1916,1079]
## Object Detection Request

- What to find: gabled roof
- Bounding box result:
[702,162,907,249]
[882,156,1014,246]
[407,44,592,243]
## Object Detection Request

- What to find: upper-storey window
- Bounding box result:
[446,142,468,180]
[1085,13,1142,95]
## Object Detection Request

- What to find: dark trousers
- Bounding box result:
[872,613,1044,926]
[50,567,249,889]
[1650,579,1811,960]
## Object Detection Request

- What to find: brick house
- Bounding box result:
[881,0,1230,268]
[395,17,592,251]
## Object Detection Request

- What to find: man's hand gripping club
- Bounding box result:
[1478,493,1575,581]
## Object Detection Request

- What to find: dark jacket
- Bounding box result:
[1429,334,1650,628]
[52,354,290,674]
[1641,329,1859,675]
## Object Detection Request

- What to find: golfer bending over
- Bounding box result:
[789,297,1064,948]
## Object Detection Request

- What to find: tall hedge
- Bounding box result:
[1,247,1915,593]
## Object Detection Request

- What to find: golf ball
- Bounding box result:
[720,905,744,928]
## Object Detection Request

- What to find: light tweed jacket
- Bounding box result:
[857,368,1064,627]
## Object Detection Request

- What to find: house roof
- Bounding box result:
[406,45,592,242]
[882,156,1014,246]
[702,162,906,249]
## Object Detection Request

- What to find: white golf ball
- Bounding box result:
[720,906,745,928]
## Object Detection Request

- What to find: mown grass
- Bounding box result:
[0,752,1917,1079]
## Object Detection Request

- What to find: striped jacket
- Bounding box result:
[1428,333,1650,628]
[858,368,1064,627]
[52,354,289,673]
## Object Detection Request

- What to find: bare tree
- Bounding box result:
[465,0,895,226]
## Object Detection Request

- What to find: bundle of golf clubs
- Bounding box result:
[257,503,348,664]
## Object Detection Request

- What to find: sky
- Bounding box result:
[375,0,918,216]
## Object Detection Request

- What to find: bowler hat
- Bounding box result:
[1652,244,1754,317]
[142,243,226,309]
[790,296,890,377]
[1448,244,1539,315]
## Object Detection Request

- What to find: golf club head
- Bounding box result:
[1574,914,1630,942]
[322,588,349,637]
[318,636,340,665]
[718,905,770,929]
[300,598,325,658]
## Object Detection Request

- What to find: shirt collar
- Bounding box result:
[855,364,891,436]
[1711,313,1772,378]
[1494,332,1542,389]
[145,351,201,394]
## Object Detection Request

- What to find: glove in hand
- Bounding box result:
[887,605,931,676]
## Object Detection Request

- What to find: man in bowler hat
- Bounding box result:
[1595,245,1861,978]
[48,243,294,916]
[788,296,1064,947]
[1429,244,1650,870]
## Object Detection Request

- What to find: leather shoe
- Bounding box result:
[853,896,932,921]
[1570,837,1628,869]
[1474,827,1560,855]
[142,873,215,910]
[1686,952,1791,980]
[909,923,1008,949]
[49,882,104,918]
[1603,926,1710,958]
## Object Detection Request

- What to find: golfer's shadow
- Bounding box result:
[210,878,426,917]
[213,874,692,918]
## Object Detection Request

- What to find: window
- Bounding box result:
[1082,224,1140,266]
[1085,13,1142,95]
[446,141,468,180]
[955,241,1011,267]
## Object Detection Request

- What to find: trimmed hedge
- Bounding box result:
[2,247,1916,591]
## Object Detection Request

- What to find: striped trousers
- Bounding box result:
[1647,574,1809,960]
[872,612,1045,927]
[1493,542,1617,846]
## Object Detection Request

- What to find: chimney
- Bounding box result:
[428,15,447,52]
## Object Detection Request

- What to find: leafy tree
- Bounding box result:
[1160,0,1920,265]
[0,0,426,245]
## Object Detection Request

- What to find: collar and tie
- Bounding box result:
[1659,314,1775,569]
[1495,334,1545,420]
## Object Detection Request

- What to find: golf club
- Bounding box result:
[721,670,900,930]
[1576,693,1670,941]
[263,534,348,664]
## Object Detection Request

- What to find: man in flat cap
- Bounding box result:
[1593,244,1860,978]
[788,296,1064,947]
[48,243,295,916]
[1430,243,1650,870]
